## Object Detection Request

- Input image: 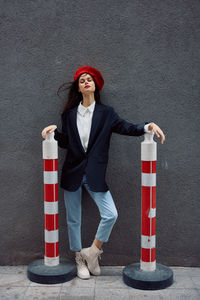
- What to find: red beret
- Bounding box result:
[74,66,104,90]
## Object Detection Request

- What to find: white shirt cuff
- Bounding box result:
[144,123,153,133]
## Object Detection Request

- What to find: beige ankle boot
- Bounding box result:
[80,242,103,275]
[75,251,90,279]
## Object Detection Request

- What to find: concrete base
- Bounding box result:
[123,263,173,290]
[27,258,77,284]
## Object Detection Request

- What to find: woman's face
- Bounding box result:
[78,73,96,94]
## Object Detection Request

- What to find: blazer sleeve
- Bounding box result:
[54,113,69,149]
[111,107,150,136]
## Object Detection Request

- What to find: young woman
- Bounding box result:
[41,66,165,280]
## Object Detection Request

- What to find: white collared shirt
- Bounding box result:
[77,100,96,152]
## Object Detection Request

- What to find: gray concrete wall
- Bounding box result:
[1,0,200,266]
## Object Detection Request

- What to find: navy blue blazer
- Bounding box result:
[54,103,149,192]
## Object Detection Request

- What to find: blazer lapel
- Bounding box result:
[70,106,85,154]
[69,103,104,154]
[87,103,104,153]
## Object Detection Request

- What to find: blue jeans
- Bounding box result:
[64,173,118,251]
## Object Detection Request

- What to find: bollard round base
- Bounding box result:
[27,258,77,284]
[123,263,173,290]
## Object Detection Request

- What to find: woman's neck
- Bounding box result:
[81,93,95,107]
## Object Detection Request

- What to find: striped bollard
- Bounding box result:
[43,132,59,266]
[27,131,76,284]
[123,131,173,290]
[141,131,156,271]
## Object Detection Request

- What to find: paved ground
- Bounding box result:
[0,265,200,299]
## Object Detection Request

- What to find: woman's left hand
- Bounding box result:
[148,123,165,144]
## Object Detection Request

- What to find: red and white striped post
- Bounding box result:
[27,131,76,284]
[123,131,173,290]
[140,131,156,271]
[43,132,59,266]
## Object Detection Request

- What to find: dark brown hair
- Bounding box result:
[57,75,103,116]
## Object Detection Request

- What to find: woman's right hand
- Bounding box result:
[41,125,57,139]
